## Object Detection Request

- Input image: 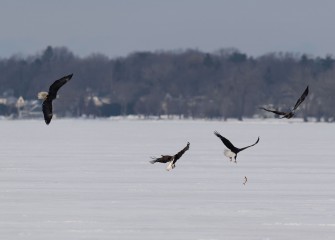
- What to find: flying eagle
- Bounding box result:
[214,131,259,163]
[260,86,309,119]
[150,142,190,171]
[38,74,73,125]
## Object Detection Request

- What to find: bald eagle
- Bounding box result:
[150,142,190,171]
[38,74,73,125]
[214,131,259,163]
[260,86,309,119]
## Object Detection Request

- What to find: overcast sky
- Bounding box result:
[1,0,334,58]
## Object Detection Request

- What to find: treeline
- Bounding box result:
[0,46,334,121]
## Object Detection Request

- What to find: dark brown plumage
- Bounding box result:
[214,131,259,162]
[41,74,73,125]
[150,142,190,170]
[260,86,309,119]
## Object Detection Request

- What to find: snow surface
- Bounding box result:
[0,119,335,240]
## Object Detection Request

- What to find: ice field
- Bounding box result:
[0,119,334,240]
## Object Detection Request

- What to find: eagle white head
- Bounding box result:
[37,92,48,100]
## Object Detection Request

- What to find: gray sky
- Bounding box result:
[1,0,334,58]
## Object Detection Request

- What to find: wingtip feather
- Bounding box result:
[66,73,73,80]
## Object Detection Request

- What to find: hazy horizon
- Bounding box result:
[1,0,335,58]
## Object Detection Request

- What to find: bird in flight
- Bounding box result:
[214,131,259,163]
[260,86,309,119]
[150,142,190,171]
[38,74,73,125]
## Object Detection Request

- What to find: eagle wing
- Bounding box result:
[172,142,190,164]
[239,137,260,152]
[42,99,53,125]
[214,131,238,152]
[150,155,173,164]
[48,74,73,100]
[259,107,287,116]
[293,86,309,110]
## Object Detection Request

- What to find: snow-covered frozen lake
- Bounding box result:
[0,119,334,240]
